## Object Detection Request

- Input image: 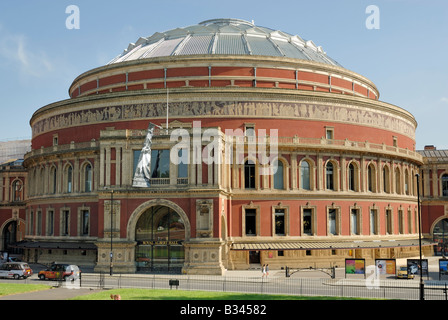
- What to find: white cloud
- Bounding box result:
[0,28,53,77]
[440,97,448,104]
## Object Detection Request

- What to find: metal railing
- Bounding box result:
[76,272,448,300]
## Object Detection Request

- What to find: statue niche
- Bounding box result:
[196,199,213,238]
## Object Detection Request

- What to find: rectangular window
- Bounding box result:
[177,148,188,178]
[386,209,392,234]
[62,210,70,236]
[245,209,256,236]
[303,208,312,235]
[81,210,89,235]
[47,210,54,236]
[274,209,285,236]
[326,127,334,139]
[133,150,141,176]
[328,208,337,235]
[350,209,359,235]
[399,210,404,234]
[36,211,42,236]
[370,209,377,235]
[151,149,170,178]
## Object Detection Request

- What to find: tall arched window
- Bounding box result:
[383,166,390,193]
[326,162,334,190]
[273,160,284,190]
[300,160,310,190]
[84,164,92,192]
[12,180,23,202]
[66,165,73,193]
[50,166,57,194]
[348,163,356,191]
[404,169,410,195]
[368,164,376,192]
[395,168,401,194]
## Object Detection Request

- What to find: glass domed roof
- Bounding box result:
[108,18,342,67]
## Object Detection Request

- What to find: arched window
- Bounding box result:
[442,174,448,197]
[84,164,92,192]
[326,162,334,190]
[50,166,57,194]
[66,165,73,193]
[395,168,401,194]
[368,164,376,192]
[383,166,390,193]
[12,180,23,202]
[244,160,255,189]
[348,163,356,191]
[300,160,310,190]
[273,160,284,190]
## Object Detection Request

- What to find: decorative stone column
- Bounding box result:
[182,239,226,275]
[94,240,136,273]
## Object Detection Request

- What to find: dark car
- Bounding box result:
[38,263,81,281]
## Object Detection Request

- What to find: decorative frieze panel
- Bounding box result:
[32,100,415,139]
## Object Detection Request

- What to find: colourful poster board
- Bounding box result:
[375,259,396,275]
[345,259,365,277]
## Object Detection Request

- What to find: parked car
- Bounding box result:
[0,262,33,279]
[397,266,414,279]
[38,263,81,281]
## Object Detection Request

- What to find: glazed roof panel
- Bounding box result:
[108,18,342,67]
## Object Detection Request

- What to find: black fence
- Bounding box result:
[74,272,448,300]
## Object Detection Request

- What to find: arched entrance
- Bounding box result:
[133,204,187,273]
[433,218,448,256]
[2,220,22,255]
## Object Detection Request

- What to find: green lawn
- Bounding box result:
[70,288,359,300]
[0,283,51,296]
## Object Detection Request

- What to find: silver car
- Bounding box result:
[0,262,33,279]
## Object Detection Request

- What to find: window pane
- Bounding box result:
[326,162,334,190]
[151,150,170,178]
[329,209,336,235]
[273,161,284,190]
[244,161,255,189]
[275,209,285,235]
[245,209,256,236]
[303,209,312,235]
[300,161,310,190]
[178,149,188,178]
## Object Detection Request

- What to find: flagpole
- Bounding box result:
[166,88,169,134]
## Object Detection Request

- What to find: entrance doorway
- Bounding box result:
[135,205,186,273]
[2,221,22,255]
[249,251,260,264]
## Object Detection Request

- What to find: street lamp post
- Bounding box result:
[110,189,114,276]
[415,173,424,300]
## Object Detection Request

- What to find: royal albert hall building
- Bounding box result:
[20,19,434,274]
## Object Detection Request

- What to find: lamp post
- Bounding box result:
[415,173,424,300]
[104,188,114,276]
[110,189,114,276]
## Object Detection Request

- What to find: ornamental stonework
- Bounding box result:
[32,100,415,139]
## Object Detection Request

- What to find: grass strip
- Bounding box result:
[70,288,362,300]
[0,283,52,296]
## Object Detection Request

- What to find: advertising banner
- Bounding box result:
[375,259,396,275]
[439,259,448,280]
[407,259,429,279]
[345,259,365,278]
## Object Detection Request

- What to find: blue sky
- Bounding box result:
[0,0,447,149]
